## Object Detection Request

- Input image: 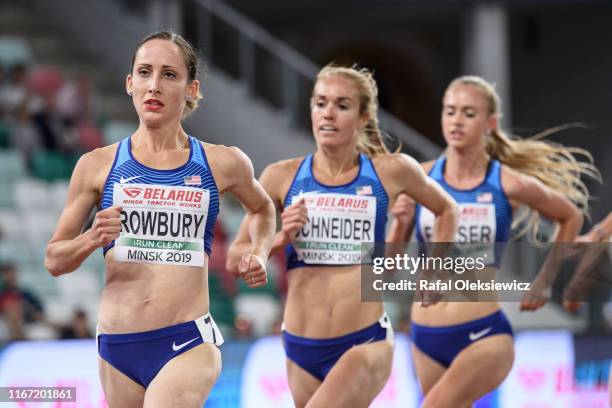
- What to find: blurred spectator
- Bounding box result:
[30,92,67,151]
[59,308,93,339]
[0,263,45,341]
[0,63,29,120]
[57,76,103,151]
[57,76,98,124]
[28,66,63,97]
[0,66,6,116]
[0,63,40,158]
[28,67,70,152]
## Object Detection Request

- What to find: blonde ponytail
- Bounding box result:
[450,76,601,241]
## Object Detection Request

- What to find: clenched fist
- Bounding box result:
[238,253,268,288]
[87,206,122,248]
[280,198,308,245]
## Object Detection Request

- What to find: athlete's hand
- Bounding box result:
[238,253,268,288]
[562,300,583,313]
[391,192,415,224]
[519,283,551,311]
[414,265,445,307]
[280,198,308,244]
[416,288,444,308]
[87,206,122,248]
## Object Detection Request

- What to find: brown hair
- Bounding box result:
[132,30,202,118]
[447,76,601,241]
[313,64,396,157]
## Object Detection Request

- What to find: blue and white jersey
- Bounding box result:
[284,153,388,270]
[99,136,219,267]
[416,157,512,244]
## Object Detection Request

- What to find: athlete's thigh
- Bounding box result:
[307,340,393,408]
[286,359,322,408]
[143,343,221,408]
[423,335,514,407]
[411,344,446,395]
[98,357,145,408]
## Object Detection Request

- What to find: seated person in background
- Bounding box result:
[0,263,45,341]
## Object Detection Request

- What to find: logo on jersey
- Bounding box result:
[120,175,143,184]
[295,191,321,206]
[123,187,143,198]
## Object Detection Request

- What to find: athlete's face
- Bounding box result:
[311,76,367,150]
[442,84,496,151]
[127,39,199,127]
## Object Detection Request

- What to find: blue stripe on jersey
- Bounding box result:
[415,157,512,243]
[99,135,219,256]
[284,153,388,270]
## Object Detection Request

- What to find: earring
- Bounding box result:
[127,90,133,96]
[186,96,192,101]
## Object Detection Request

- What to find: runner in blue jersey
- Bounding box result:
[227,64,459,407]
[45,31,276,408]
[388,76,598,407]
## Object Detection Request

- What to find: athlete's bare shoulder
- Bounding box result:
[499,163,528,193]
[372,152,421,178]
[258,157,304,206]
[199,141,251,167]
[198,142,256,193]
[80,143,117,163]
[263,157,304,179]
[421,160,436,173]
[75,143,120,193]
[371,153,436,200]
[200,141,228,154]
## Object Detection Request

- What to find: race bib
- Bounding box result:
[112,183,209,267]
[419,203,496,262]
[292,193,376,265]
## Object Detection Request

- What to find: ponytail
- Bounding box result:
[449,76,600,241]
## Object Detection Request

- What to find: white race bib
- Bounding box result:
[292,193,376,265]
[419,203,496,262]
[112,183,209,267]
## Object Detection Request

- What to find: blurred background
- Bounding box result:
[0,0,610,406]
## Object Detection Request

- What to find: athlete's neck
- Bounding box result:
[445,146,490,183]
[313,147,360,179]
[133,121,189,151]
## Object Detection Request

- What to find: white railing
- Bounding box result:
[190,0,441,160]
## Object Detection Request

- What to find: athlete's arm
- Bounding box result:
[386,161,436,243]
[219,147,276,287]
[502,167,584,310]
[576,211,612,243]
[384,154,458,242]
[226,160,306,274]
[45,150,120,276]
[380,155,457,306]
[386,193,415,243]
[503,167,583,242]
